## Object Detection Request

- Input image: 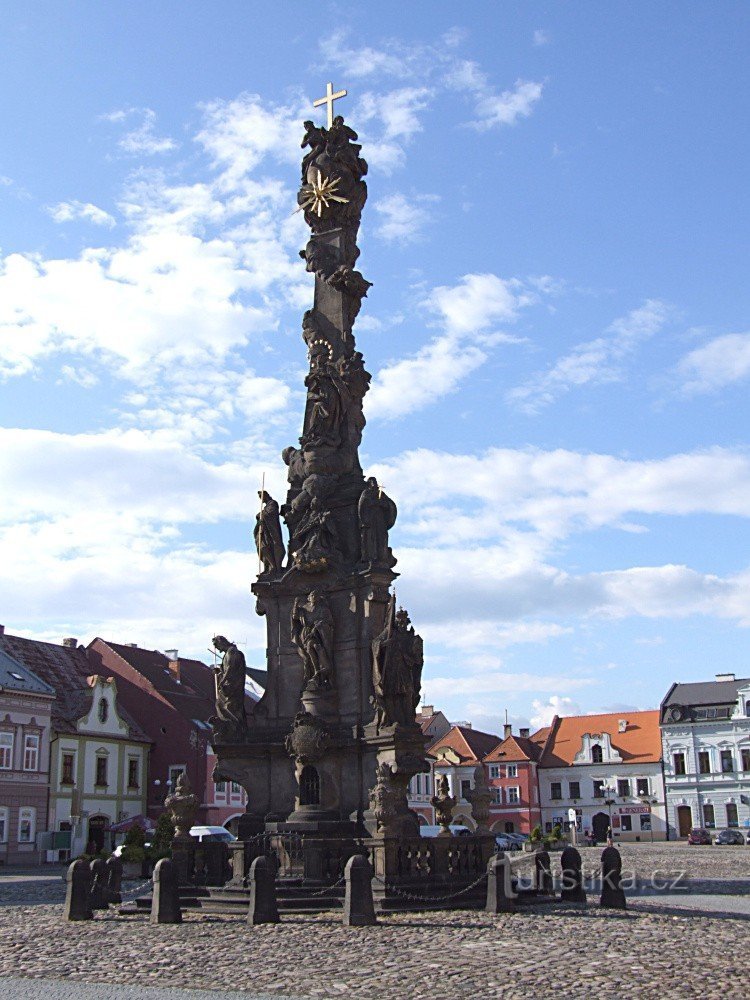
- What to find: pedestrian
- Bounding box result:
[606,826,613,847]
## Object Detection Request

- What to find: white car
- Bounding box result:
[189,825,237,844]
[420,824,471,838]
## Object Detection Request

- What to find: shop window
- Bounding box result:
[620,815,632,832]
[23,734,39,772]
[61,753,75,785]
[18,807,36,843]
[0,731,13,770]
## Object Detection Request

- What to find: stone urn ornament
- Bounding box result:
[430,774,457,837]
[466,764,492,834]
[165,771,199,839]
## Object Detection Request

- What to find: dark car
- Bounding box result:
[687,827,712,845]
[714,829,746,846]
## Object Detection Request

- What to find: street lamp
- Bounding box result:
[603,785,616,843]
[641,796,658,843]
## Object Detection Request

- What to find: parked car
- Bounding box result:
[714,829,746,846]
[494,833,526,851]
[420,824,471,838]
[112,841,151,858]
[189,825,237,844]
[687,827,712,845]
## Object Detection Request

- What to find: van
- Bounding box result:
[188,825,237,844]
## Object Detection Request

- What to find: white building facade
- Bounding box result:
[661,674,750,839]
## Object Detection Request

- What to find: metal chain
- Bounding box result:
[372,870,488,905]
[281,874,347,897]
[118,876,153,901]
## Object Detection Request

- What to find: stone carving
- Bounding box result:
[165,771,199,839]
[211,635,247,737]
[300,119,326,181]
[290,591,335,691]
[371,600,423,728]
[254,490,285,572]
[285,477,339,572]
[466,764,492,833]
[285,710,331,764]
[431,774,457,836]
[304,343,346,449]
[368,761,401,835]
[358,477,397,566]
[282,444,306,487]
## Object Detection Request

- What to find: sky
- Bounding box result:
[1,2,750,736]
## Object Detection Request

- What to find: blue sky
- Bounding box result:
[1,3,749,734]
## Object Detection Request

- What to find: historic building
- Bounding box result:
[428,725,503,830]
[87,639,263,828]
[0,630,150,858]
[406,706,453,824]
[537,711,666,842]
[661,673,750,838]
[0,636,55,864]
[484,725,547,835]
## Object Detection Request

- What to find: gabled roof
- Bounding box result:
[428,725,501,765]
[0,633,149,741]
[0,645,55,697]
[540,711,661,767]
[484,733,544,764]
[662,678,750,711]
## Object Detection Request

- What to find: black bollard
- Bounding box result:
[600,846,627,909]
[560,845,586,903]
[247,856,280,925]
[105,855,123,904]
[485,853,516,913]
[62,859,93,921]
[151,857,182,924]
[89,858,108,910]
[342,854,377,927]
[535,849,554,896]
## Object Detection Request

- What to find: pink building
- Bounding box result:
[484,726,548,835]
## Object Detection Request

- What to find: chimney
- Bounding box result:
[519,727,530,738]
[716,672,735,682]
[62,637,77,648]
[125,643,138,648]
[0,624,4,635]
[165,649,179,661]
[618,719,628,733]
[420,705,434,718]
[504,724,512,738]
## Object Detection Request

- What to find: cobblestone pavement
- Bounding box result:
[0,846,748,1000]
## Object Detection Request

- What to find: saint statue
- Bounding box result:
[254,490,285,572]
[290,591,335,691]
[358,477,397,564]
[371,599,423,729]
[211,635,247,734]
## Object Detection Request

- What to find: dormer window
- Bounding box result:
[98,699,108,724]
[591,744,603,763]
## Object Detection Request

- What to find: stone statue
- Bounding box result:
[290,590,335,691]
[466,764,492,833]
[282,445,306,487]
[358,477,397,565]
[165,771,199,839]
[254,490,285,572]
[289,492,339,571]
[431,775,457,836]
[368,761,400,835]
[211,635,247,735]
[304,345,345,449]
[300,120,326,181]
[371,600,423,728]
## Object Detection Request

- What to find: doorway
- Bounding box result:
[677,805,692,838]
[592,812,610,842]
[87,814,109,854]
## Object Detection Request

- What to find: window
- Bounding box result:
[568,781,580,799]
[726,803,739,827]
[98,699,108,724]
[742,749,750,772]
[506,765,517,778]
[95,756,108,787]
[492,787,502,804]
[23,734,39,772]
[507,787,519,804]
[620,815,632,832]
[0,731,13,770]
[504,821,515,834]
[61,753,75,785]
[593,780,605,798]
[639,814,652,831]
[0,807,8,842]
[703,804,715,828]
[720,750,734,774]
[168,766,185,790]
[231,781,241,796]
[550,782,562,800]
[18,807,36,843]
[698,751,711,774]
[214,780,226,795]
[460,779,471,801]
[673,752,686,775]
[636,778,649,796]
[617,779,630,797]
[127,758,140,789]
[591,744,603,763]
[489,765,500,779]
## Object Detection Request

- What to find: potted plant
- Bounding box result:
[119,821,147,878]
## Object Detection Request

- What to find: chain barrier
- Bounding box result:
[372,870,488,905]
[118,876,153,901]
[279,874,347,898]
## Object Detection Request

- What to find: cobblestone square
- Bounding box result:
[2,846,749,1000]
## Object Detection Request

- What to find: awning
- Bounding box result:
[108,814,155,833]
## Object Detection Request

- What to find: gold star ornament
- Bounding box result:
[299,168,349,217]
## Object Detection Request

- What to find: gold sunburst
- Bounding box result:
[299,168,349,217]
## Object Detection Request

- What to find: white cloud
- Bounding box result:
[530,695,580,729]
[59,365,99,388]
[677,332,750,394]
[533,30,551,47]
[448,62,544,130]
[508,299,671,412]
[368,273,531,419]
[48,201,116,227]
[373,192,437,243]
[106,108,178,155]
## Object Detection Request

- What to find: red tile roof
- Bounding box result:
[540,711,661,767]
[484,733,544,764]
[428,725,501,764]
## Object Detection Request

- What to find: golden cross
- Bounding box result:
[313,81,347,128]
